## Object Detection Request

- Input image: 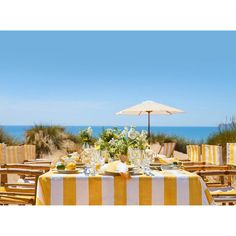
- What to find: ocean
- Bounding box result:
[0,125,218,142]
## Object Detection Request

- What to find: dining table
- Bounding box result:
[36,169,213,205]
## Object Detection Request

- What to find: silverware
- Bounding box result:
[145,171,155,176]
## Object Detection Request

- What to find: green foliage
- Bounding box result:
[99,128,119,143]
[77,127,96,145]
[25,125,65,158]
[0,127,19,145]
[96,127,149,158]
[150,133,195,153]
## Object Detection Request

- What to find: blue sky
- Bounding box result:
[0,31,235,126]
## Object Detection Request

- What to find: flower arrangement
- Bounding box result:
[95,127,149,159]
[78,127,94,145]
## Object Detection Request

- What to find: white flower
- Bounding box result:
[140,130,147,139]
[128,128,137,140]
[109,138,116,145]
[107,129,113,133]
[120,127,128,138]
[128,131,134,139]
[87,127,93,136]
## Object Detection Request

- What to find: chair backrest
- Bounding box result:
[4,163,51,172]
[201,144,223,165]
[6,146,24,164]
[22,145,36,161]
[187,145,201,162]
[0,143,7,164]
[226,143,236,166]
[162,142,176,158]
[1,163,50,191]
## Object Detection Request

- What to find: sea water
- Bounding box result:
[1,125,218,142]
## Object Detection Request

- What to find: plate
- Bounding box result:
[53,168,84,174]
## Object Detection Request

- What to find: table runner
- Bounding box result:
[36,170,213,205]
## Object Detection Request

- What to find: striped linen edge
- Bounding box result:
[36,171,212,206]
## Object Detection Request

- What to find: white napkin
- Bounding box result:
[101,161,128,173]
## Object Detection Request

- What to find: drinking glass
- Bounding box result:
[141,151,152,174]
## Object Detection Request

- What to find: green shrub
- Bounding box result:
[0,127,19,145]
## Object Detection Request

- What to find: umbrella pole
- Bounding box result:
[148,111,151,144]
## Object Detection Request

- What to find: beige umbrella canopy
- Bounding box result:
[116,100,184,141]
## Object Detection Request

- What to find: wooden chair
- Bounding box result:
[2,163,51,172]
[182,161,206,167]
[24,159,52,165]
[226,143,236,166]
[0,143,7,164]
[202,144,223,165]
[184,165,229,172]
[1,163,50,183]
[0,168,43,205]
[182,144,224,172]
[158,142,176,158]
[5,146,24,164]
[21,145,36,162]
[186,145,201,162]
[196,170,236,205]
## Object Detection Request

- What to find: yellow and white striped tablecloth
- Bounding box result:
[36,170,213,205]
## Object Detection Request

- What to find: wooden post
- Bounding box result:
[147,111,151,144]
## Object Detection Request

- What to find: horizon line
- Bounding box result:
[0,124,219,128]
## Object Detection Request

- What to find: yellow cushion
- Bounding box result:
[210,186,236,196]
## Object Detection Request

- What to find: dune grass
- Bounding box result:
[25,125,66,158]
[0,127,19,145]
[207,118,236,161]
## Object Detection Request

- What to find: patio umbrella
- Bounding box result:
[116,100,184,142]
